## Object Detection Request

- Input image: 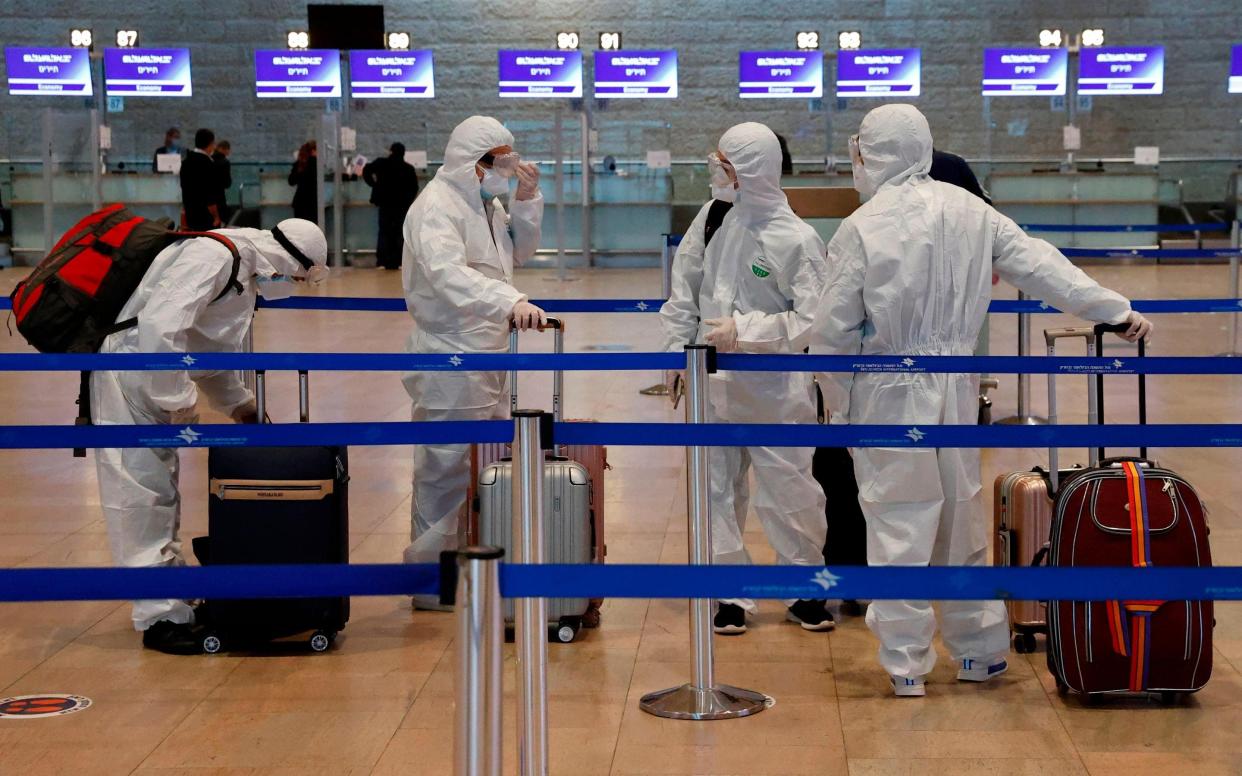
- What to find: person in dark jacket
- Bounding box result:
[152,127,182,172]
[930,149,990,204]
[289,140,319,223]
[179,128,221,231]
[775,132,794,175]
[362,142,421,269]
[212,140,232,223]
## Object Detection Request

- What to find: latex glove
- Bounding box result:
[514,162,541,201]
[665,369,684,407]
[511,300,548,331]
[704,317,739,352]
[1121,311,1153,343]
[169,406,199,425]
[230,399,259,424]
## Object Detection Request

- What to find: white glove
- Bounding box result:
[514,162,541,201]
[704,316,739,352]
[169,405,199,425]
[1121,311,1153,343]
[511,300,548,331]
[230,399,259,424]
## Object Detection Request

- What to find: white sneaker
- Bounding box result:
[891,675,926,697]
[957,657,1008,682]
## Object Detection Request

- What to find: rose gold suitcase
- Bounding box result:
[466,319,608,628]
[992,327,1098,653]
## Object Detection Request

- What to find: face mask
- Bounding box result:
[255,274,297,301]
[711,184,736,203]
[707,154,733,188]
[852,160,876,202]
[480,168,510,197]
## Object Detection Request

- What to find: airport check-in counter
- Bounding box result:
[783,184,861,244]
[989,171,1160,250]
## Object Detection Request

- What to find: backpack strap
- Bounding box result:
[171,231,244,302]
[703,199,734,248]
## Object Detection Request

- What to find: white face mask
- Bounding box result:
[711,184,736,203]
[255,274,297,301]
[707,154,733,188]
[480,167,510,197]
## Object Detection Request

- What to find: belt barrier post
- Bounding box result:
[639,235,676,396]
[1221,220,1242,357]
[997,290,1048,425]
[639,344,768,720]
[454,546,505,776]
[512,410,548,776]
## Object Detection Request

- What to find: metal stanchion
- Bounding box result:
[1220,220,1242,357]
[640,345,768,720]
[996,290,1048,425]
[512,410,548,775]
[639,235,675,397]
[454,546,504,776]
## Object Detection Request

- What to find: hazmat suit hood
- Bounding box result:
[217,218,327,279]
[436,116,516,202]
[718,123,788,221]
[854,104,933,198]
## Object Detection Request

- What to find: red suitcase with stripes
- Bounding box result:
[1046,325,1213,702]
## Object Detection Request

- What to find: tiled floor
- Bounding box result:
[0,263,1240,775]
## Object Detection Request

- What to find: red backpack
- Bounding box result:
[10,203,242,354]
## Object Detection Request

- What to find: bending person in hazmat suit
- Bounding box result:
[813,104,1152,697]
[401,116,546,608]
[660,122,833,635]
[93,218,329,654]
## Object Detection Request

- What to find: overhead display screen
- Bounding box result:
[349,49,434,98]
[1078,46,1164,95]
[981,47,1067,96]
[498,50,582,97]
[593,50,678,98]
[738,51,823,98]
[5,47,93,96]
[836,48,921,97]
[254,49,341,98]
[104,48,193,97]
[1230,44,1242,94]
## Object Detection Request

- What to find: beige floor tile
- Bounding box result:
[849,759,1088,776]
[1078,751,1242,775]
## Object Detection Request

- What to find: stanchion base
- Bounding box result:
[639,683,768,720]
[995,415,1048,426]
[639,384,670,396]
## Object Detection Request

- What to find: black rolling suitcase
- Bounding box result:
[192,370,349,653]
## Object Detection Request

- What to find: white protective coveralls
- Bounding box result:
[814,104,1133,678]
[93,220,328,631]
[660,122,828,612]
[401,116,544,571]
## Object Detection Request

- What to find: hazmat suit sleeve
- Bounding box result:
[733,232,827,353]
[407,206,527,323]
[992,213,1132,324]
[137,241,249,414]
[811,221,868,423]
[508,192,544,268]
[658,202,711,352]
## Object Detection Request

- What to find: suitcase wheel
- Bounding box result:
[1054,676,1069,697]
[1013,632,1038,654]
[1159,691,1183,706]
[309,631,334,653]
[201,632,224,655]
[553,618,580,644]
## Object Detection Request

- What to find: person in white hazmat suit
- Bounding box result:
[93,219,329,654]
[660,122,833,635]
[401,116,546,608]
[813,104,1152,696]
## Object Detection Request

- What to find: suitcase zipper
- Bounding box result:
[210,478,335,501]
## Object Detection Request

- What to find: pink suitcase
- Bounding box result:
[466,319,608,627]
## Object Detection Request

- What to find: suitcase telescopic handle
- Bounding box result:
[509,316,564,423]
[253,369,310,424]
[1044,326,1100,496]
[1093,322,1147,461]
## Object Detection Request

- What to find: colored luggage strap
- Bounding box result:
[1105,461,1165,691]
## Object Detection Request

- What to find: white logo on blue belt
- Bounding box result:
[176,427,201,445]
[901,357,916,368]
[636,301,649,311]
[812,569,841,591]
[448,355,463,367]
[181,355,196,366]
[906,427,926,442]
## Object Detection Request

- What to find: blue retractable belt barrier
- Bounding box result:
[1060,248,1241,259]
[3,563,1242,603]
[990,298,1242,314]
[4,352,1242,375]
[1020,223,1232,233]
[9,420,1242,450]
[256,297,665,313]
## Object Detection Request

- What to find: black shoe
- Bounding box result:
[786,599,836,632]
[713,603,747,635]
[142,620,205,655]
[840,599,866,618]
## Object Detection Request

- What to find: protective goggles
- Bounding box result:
[479,151,522,177]
[270,224,329,286]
